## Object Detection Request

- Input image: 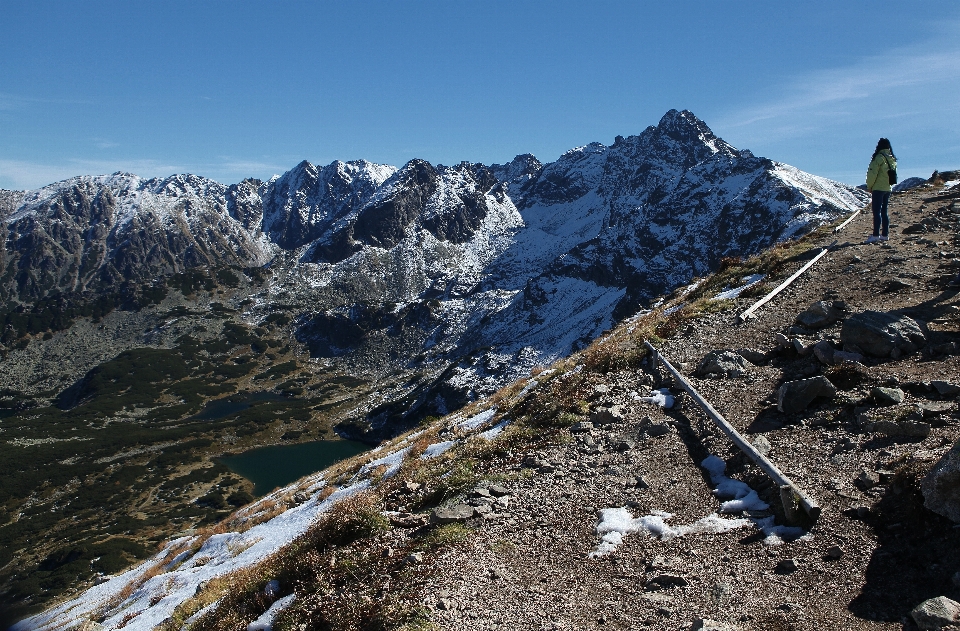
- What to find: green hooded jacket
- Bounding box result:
[866,149,897,192]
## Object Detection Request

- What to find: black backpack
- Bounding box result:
[883,154,897,185]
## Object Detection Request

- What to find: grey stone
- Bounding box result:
[826,545,844,559]
[634,475,650,489]
[774,332,791,348]
[920,401,956,417]
[932,381,960,396]
[840,310,927,357]
[777,376,837,414]
[751,435,772,456]
[922,441,960,523]
[614,438,636,452]
[696,350,750,378]
[569,421,594,433]
[591,405,625,426]
[710,581,734,602]
[910,596,960,630]
[872,387,905,405]
[737,348,768,365]
[795,300,848,329]
[883,278,915,292]
[876,419,931,438]
[855,470,880,490]
[487,484,510,497]
[793,338,816,356]
[775,558,798,573]
[648,573,688,588]
[813,340,837,365]
[832,349,865,363]
[647,423,672,437]
[858,406,931,438]
[692,619,741,631]
[406,552,425,564]
[431,504,476,524]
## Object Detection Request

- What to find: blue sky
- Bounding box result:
[1,1,958,190]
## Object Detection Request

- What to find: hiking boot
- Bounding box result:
[879,235,889,242]
[865,235,881,244]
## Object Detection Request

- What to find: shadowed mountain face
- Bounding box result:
[1,110,867,439]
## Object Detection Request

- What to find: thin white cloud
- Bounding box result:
[716,22,960,144]
[0,157,292,191]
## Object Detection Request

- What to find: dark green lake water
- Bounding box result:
[219,440,370,496]
[191,391,288,421]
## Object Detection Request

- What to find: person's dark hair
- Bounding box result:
[873,138,894,158]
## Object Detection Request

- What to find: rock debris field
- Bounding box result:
[419,185,960,631]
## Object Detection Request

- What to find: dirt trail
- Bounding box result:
[422,186,960,631]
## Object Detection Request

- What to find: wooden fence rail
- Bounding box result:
[643,340,821,523]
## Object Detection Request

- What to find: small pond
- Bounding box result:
[219,439,370,496]
[190,391,288,421]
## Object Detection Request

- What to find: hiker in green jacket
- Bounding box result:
[865,138,897,243]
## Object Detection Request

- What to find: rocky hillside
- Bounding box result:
[15,179,960,631]
[1,110,867,440]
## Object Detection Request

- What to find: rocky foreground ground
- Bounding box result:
[411,184,960,631]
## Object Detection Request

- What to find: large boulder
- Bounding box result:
[777,376,837,414]
[696,350,750,378]
[922,441,960,523]
[840,311,926,358]
[795,300,848,329]
[910,596,960,630]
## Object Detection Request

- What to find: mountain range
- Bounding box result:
[0,109,867,439]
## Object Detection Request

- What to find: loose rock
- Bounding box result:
[840,310,927,357]
[751,435,772,456]
[777,376,837,414]
[431,504,477,524]
[737,348,768,365]
[696,350,750,378]
[775,559,798,573]
[910,596,960,630]
[591,405,625,426]
[932,380,960,396]
[795,300,848,329]
[922,441,960,523]
[871,386,905,405]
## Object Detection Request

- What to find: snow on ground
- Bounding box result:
[637,388,675,409]
[701,454,768,513]
[246,593,296,631]
[353,447,411,480]
[13,482,370,631]
[457,408,497,431]
[713,274,765,300]
[590,454,808,557]
[479,418,513,441]
[421,441,456,459]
